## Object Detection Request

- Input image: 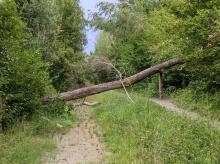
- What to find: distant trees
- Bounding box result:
[93,2,152,75]
[93,0,220,94]
[49,0,86,91]
[57,0,86,52]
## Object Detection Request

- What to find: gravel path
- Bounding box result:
[150,98,220,130]
[47,107,105,164]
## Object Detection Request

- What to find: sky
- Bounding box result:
[80,0,118,54]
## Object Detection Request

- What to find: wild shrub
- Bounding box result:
[0,49,53,130]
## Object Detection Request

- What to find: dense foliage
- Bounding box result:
[0,0,219,130]
[93,0,220,95]
[91,0,220,121]
[0,0,86,129]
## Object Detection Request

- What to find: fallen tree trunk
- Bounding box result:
[71,102,100,107]
[43,58,184,103]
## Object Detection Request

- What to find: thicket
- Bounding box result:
[92,0,220,108]
[0,0,87,130]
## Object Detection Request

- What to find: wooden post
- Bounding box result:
[159,72,163,99]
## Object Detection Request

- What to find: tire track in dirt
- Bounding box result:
[47,106,106,164]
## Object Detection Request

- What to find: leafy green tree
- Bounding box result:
[49,0,86,91]
[93,0,220,94]
[57,0,86,52]
[0,0,26,90]
[93,2,153,75]
[151,0,220,92]
[15,0,57,43]
[14,0,87,91]
[0,0,53,129]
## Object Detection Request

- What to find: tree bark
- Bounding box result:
[43,58,184,103]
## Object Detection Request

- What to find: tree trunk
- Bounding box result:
[43,58,184,103]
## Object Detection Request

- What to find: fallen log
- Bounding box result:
[72,102,100,107]
[43,58,184,103]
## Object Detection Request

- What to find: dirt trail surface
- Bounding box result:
[47,106,105,164]
[150,98,220,130]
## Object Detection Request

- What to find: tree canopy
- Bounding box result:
[93,0,220,93]
[0,0,86,129]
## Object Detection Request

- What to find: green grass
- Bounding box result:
[0,132,54,164]
[92,91,220,163]
[0,109,76,164]
[171,89,220,121]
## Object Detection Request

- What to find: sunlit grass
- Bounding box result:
[93,91,220,163]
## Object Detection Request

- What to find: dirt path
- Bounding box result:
[47,107,105,164]
[150,98,220,130]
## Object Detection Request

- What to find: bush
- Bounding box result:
[0,49,53,130]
